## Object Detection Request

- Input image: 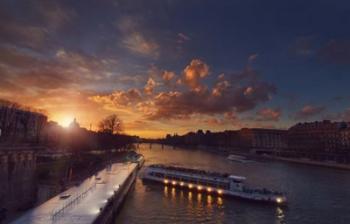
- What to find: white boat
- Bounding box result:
[141,164,287,205]
[128,153,145,169]
[136,155,145,168]
[227,154,251,163]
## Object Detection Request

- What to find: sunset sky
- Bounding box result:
[1,0,350,138]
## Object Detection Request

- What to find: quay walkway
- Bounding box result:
[11,162,138,224]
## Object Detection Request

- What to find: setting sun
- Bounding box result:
[56,115,74,128]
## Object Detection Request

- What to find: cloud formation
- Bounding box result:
[144,78,156,95]
[123,32,159,57]
[117,16,159,58]
[256,108,281,121]
[91,59,277,121]
[91,89,143,108]
[182,59,210,92]
[177,33,190,44]
[0,0,75,50]
[295,105,325,120]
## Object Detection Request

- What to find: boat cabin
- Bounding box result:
[228,175,245,191]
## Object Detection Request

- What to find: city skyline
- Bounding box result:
[1,0,350,138]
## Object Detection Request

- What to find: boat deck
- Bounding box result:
[11,162,137,224]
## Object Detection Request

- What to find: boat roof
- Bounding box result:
[149,164,235,179]
[228,175,246,181]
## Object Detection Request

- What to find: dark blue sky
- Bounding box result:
[1,0,350,136]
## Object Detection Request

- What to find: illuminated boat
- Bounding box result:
[141,164,287,205]
[128,153,145,169]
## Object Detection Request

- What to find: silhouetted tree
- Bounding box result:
[98,114,123,134]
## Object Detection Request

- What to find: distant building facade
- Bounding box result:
[162,120,350,163]
[0,101,47,144]
[285,120,350,162]
[238,128,287,153]
[163,128,288,152]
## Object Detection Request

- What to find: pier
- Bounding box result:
[11,162,138,224]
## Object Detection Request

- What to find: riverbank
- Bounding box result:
[3,150,135,223]
[11,162,139,224]
[262,155,350,170]
[161,144,350,171]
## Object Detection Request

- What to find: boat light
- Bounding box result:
[164,179,169,184]
[172,181,177,185]
[276,197,283,204]
[217,189,223,195]
[180,182,184,186]
[188,184,193,189]
[197,185,203,191]
[91,208,100,214]
[207,187,212,192]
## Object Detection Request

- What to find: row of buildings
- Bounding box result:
[0,100,47,144]
[163,120,350,163]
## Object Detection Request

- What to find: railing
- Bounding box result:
[51,182,97,221]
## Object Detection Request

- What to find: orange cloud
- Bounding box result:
[295,105,325,119]
[162,70,175,81]
[90,89,143,107]
[182,59,209,92]
[144,78,156,95]
[212,74,230,97]
[256,108,281,121]
[90,59,276,123]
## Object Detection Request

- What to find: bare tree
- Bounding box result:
[98,114,123,134]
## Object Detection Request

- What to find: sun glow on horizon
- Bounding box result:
[55,115,75,128]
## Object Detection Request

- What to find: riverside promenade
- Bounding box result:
[11,162,138,224]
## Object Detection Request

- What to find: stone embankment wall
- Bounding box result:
[0,150,37,212]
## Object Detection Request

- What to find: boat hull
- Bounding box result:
[141,173,287,205]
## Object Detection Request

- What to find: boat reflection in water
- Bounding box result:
[160,184,285,224]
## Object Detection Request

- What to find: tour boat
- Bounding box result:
[136,154,145,168]
[227,154,252,163]
[141,164,287,205]
[128,153,145,169]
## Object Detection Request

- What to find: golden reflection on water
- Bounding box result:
[171,187,176,200]
[197,193,202,203]
[207,195,213,207]
[276,207,285,223]
[188,191,193,201]
[217,196,223,206]
[164,186,168,197]
[180,190,184,200]
[162,185,226,214]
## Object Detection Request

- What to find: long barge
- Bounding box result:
[141,164,287,205]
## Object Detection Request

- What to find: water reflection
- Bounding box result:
[276,207,285,224]
[164,185,168,197]
[188,191,193,201]
[197,193,202,203]
[217,196,223,206]
[171,187,176,200]
[207,195,213,206]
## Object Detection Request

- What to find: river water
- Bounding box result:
[116,144,350,224]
